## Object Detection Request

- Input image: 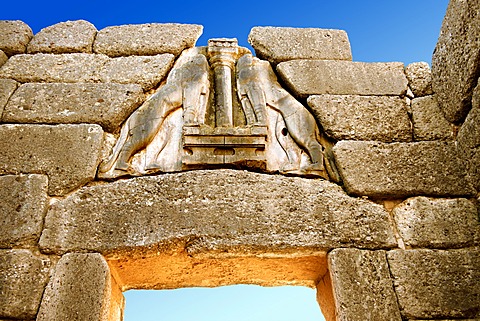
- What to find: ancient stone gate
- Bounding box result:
[0,1,479,320]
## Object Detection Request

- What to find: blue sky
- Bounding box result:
[2,1,449,320]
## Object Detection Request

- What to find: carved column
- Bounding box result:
[207,38,239,127]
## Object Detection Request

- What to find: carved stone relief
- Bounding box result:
[99,38,334,180]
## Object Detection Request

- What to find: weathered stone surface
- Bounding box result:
[27,20,97,54]
[393,197,479,248]
[405,62,433,97]
[0,174,48,248]
[432,0,480,123]
[333,141,475,198]
[3,83,144,132]
[388,249,480,319]
[0,250,52,319]
[0,50,7,67]
[40,170,397,254]
[308,95,411,142]
[93,23,203,57]
[0,53,109,83]
[329,249,402,321]
[0,20,33,56]
[0,124,104,195]
[98,53,174,91]
[411,95,453,141]
[37,253,115,321]
[248,27,352,64]
[0,79,18,117]
[458,83,480,190]
[277,60,408,98]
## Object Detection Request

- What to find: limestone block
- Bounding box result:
[98,53,175,91]
[0,53,109,83]
[94,23,203,57]
[388,249,480,319]
[277,60,408,98]
[393,197,479,248]
[0,50,7,67]
[411,95,453,141]
[27,20,97,54]
[3,83,144,132]
[0,79,18,117]
[248,27,352,64]
[458,83,480,190]
[37,253,116,321]
[0,20,33,56]
[432,0,480,123]
[328,249,402,321]
[405,62,433,97]
[308,95,411,142]
[39,170,397,254]
[0,124,104,195]
[0,250,52,319]
[333,141,475,198]
[0,174,48,248]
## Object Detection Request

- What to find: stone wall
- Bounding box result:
[0,3,479,320]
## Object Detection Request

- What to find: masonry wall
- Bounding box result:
[0,1,479,320]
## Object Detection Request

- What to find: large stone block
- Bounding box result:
[0,174,48,248]
[3,83,144,132]
[411,95,453,141]
[0,53,109,83]
[94,23,203,57]
[393,197,479,248]
[0,124,104,195]
[277,60,408,98]
[388,249,480,319]
[0,50,7,67]
[405,62,433,97]
[98,53,174,91]
[27,20,97,54]
[0,250,52,319]
[0,20,33,56]
[308,95,411,142]
[37,253,117,321]
[40,170,396,254]
[0,79,18,117]
[248,27,352,64]
[333,141,475,198]
[432,0,480,123]
[328,249,402,321]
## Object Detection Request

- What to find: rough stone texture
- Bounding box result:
[94,23,203,57]
[393,197,480,248]
[39,170,397,254]
[457,83,480,191]
[405,62,434,97]
[248,27,352,64]
[0,50,7,67]
[3,83,144,132]
[411,95,453,141]
[98,53,175,91]
[388,249,480,319]
[333,141,475,198]
[0,79,18,117]
[27,20,97,54]
[277,60,408,98]
[0,124,104,195]
[308,95,411,142]
[0,53,109,83]
[0,174,48,248]
[0,250,52,319]
[37,253,113,321]
[328,249,402,321]
[0,20,33,56]
[432,0,480,123]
